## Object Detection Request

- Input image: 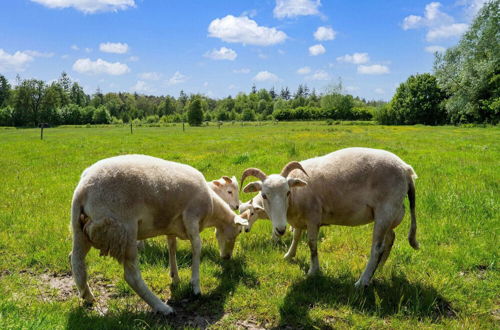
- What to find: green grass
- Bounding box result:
[0,122,498,329]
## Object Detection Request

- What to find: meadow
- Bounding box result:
[0,122,498,329]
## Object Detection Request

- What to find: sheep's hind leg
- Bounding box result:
[123,246,174,315]
[355,210,392,288]
[284,227,302,260]
[71,229,94,304]
[167,235,180,284]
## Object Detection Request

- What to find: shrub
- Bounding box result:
[92,105,111,124]
[0,106,13,126]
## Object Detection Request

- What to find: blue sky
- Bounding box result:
[0,0,487,100]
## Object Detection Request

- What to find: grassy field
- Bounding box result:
[0,122,498,329]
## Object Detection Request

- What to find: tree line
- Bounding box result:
[0,73,380,127]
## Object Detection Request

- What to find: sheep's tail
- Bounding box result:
[407,166,419,250]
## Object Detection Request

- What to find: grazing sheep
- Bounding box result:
[70,155,248,315]
[137,175,240,251]
[241,147,419,288]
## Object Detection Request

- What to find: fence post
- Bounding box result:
[130,121,133,134]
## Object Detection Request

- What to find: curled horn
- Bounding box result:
[222,176,232,184]
[240,168,267,191]
[280,161,308,178]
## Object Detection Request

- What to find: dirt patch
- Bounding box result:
[38,272,117,315]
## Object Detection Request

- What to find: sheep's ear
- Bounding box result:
[243,181,262,193]
[287,178,307,188]
[212,180,222,187]
[222,176,232,184]
[234,216,249,226]
[254,205,264,212]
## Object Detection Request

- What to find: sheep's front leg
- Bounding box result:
[167,235,180,284]
[183,215,202,295]
[284,227,302,260]
[355,217,391,288]
[123,252,174,315]
[189,234,202,295]
[306,223,320,276]
[71,230,94,304]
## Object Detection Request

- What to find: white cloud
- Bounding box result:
[72,58,130,75]
[297,66,311,74]
[258,53,268,59]
[374,88,385,94]
[138,72,161,80]
[233,68,250,74]
[309,44,325,56]
[71,44,79,51]
[426,23,468,41]
[314,26,336,41]
[85,47,92,53]
[228,84,237,90]
[128,55,139,62]
[336,52,370,64]
[31,0,136,14]
[357,64,390,75]
[253,71,280,82]
[274,0,321,19]
[99,42,129,54]
[306,70,330,81]
[402,2,468,41]
[208,15,287,46]
[167,71,188,85]
[425,45,446,53]
[131,80,152,93]
[203,81,209,87]
[0,49,34,72]
[204,47,237,61]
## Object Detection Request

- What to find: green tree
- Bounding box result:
[187,98,203,126]
[390,73,446,125]
[0,74,11,107]
[70,82,88,106]
[13,79,46,126]
[242,107,256,121]
[434,0,500,124]
[92,105,111,124]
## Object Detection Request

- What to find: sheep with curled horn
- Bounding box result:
[241,147,419,288]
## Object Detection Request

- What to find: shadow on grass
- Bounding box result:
[276,273,457,329]
[66,248,258,329]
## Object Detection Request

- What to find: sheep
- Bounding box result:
[240,147,419,288]
[137,175,240,251]
[70,154,249,315]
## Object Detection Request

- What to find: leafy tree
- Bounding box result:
[13,79,46,126]
[280,87,291,100]
[242,107,256,121]
[187,98,203,126]
[390,73,446,125]
[321,93,354,119]
[434,0,500,124]
[92,105,111,124]
[70,82,88,106]
[0,74,11,107]
[0,106,13,126]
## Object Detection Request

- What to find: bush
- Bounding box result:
[0,106,13,126]
[242,108,256,121]
[374,104,397,125]
[58,104,82,125]
[111,116,123,125]
[144,115,159,124]
[92,105,111,124]
[390,73,446,125]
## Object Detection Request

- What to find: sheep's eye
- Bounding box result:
[228,191,232,194]
[262,194,267,200]
[287,191,291,197]
[251,212,254,216]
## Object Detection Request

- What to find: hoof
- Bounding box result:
[307,268,320,277]
[354,278,370,289]
[154,304,175,316]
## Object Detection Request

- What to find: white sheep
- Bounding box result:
[70,155,248,315]
[137,175,240,252]
[241,147,419,288]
